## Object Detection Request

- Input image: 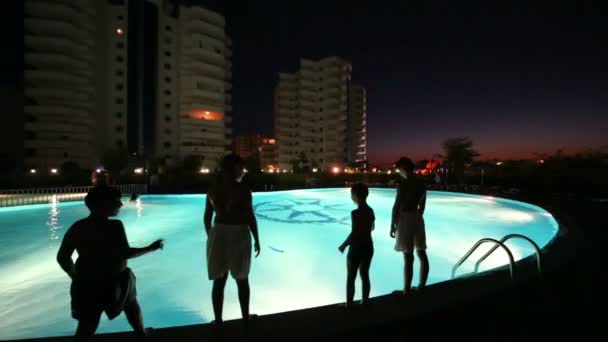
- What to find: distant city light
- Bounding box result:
[537,159,545,164]
[134,168,144,174]
[96,168,103,173]
[268,169,274,173]
[50,168,58,174]
[29,169,36,174]
[496,162,503,166]
[372,168,377,173]
[332,167,340,174]
[116,28,124,35]
[312,168,318,173]
[387,170,392,174]
[200,168,210,174]
[243,168,249,173]
[205,111,210,114]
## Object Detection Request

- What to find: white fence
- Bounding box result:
[0,184,148,208]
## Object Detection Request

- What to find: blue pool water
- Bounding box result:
[0,188,558,340]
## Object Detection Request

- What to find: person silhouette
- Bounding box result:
[339,183,375,308]
[57,186,163,341]
[204,154,261,326]
[390,157,430,295]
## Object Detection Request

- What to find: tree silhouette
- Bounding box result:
[441,137,479,185]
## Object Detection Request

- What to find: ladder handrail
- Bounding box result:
[474,234,542,276]
[451,238,515,280]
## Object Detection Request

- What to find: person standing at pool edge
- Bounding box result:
[204,154,261,326]
[56,186,164,341]
[339,183,375,308]
[391,157,429,294]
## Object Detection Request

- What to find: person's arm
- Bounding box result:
[117,222,163,259]
[372,211,376,231]
[391,185,401,237]
[419,190,427,215]
[339,212,355,253]
[246,190,261,257]
[204,196,214,235]
[57,226,76,279]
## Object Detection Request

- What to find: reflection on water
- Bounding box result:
[46,195,63,247]
[135,198,143,218]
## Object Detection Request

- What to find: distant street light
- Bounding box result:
[50,168,58,174]
[134,168,144,174]
[29,169,37,174]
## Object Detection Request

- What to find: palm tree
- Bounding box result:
[441,137,479,185]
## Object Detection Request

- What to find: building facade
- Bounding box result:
[156,2,232,170]
[235,134,264,160]
[259,137,278,171]
[24,0,103,171]
[22,0,232,172]
[274,57,367,171]
[347,84,367,168]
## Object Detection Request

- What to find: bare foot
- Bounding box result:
[338,302,354,309]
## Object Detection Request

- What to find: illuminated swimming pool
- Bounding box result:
[0,188,558,340]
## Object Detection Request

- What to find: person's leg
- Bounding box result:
[417,249,429,289]
[212,273,229,323]
[124,299,146,336]
[359,252,372,303]
[346,257,359,307]
[75,314,101,342]
[235,278,250,321]
[403,252,414,294]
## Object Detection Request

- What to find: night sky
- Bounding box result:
[202,1,608,165]
[5,1,607,166]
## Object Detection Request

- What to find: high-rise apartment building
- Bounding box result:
[21,0,231,172]
[24,0,105,170]
[234,134,278,170]
[274,57,367,171]
[347,85,367,167]
[156,2,232,169]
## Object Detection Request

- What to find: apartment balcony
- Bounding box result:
[26,105,92,121]
[26,1,84,27]
[25,18,93,46]
[26,53,88,73]
[184,20,225,42]
[182,7,226,29]
[184,59,225,80]
[24,136,92,151]
[179,145,225,156]
[186,47,226,67]
[25,36,92,62]
[25,120,93,133]
[26,70,88,88]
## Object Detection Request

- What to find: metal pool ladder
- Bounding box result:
[451,234,543,281]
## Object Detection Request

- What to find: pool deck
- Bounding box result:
[14,191,603,341]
